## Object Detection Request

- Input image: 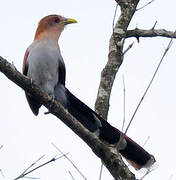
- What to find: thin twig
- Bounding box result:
[22,155,45,175]
[151,21,157,30]
[51,143,87,180]
[68,171,75,180]
[98,163,103,180]
[140,169,152,180]
[22,176,40,179]
[14,154,67,180]
[0,169,5,178]
[143,136,150,147]
[115,76,127,150]
[168,174,173,180]
[125,37,174,135]
[112,4,118,28]
[0,145,4,178]
[136,0,155,11]
[112,4,120,50]
[122,75,126,132]
[123,42,135,55]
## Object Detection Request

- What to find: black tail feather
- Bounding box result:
[67,90,102,132]
[119,134,155,169]
[57,88,155,169]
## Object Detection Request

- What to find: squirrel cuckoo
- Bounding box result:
[23,14,155,170]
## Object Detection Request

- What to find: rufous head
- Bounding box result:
[34,14,77,42]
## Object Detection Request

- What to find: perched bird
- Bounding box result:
[23,14,155,170]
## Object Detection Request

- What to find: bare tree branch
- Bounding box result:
[94,0,140,179]
[126,28,176,39]
[95,0,140,119]
[0,56,136,180]
[95,2,140,177]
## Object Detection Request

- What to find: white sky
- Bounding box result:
[0,0,176,179]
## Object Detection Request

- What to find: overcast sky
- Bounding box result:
[0,0,176,179]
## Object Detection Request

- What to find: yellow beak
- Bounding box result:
[63,18,77,25]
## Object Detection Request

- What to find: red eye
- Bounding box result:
[53,17,60,23]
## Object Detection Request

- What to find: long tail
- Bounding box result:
[55,85,155,170]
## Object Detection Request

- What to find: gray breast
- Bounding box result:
[27,39,61,95]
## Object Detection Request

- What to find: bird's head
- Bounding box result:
[34,14,77,42]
